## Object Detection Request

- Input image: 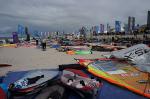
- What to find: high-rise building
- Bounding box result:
[124,24,128,33]
[115,21,121,33]
[147,11,150,29]
[12,32,19,43]
[106,24,110,33]
[128,16,131,32]
[100,24,104,33]
[132,17,135,30]
[128,16,135,32]
[25,26,28,35]
[25,26,30,41]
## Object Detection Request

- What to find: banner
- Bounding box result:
[115,21,121,33]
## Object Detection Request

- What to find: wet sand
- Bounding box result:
[0,47,108,76]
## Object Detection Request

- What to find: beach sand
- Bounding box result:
[0,47,109,76]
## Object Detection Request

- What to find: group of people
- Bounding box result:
[36,39,47,51]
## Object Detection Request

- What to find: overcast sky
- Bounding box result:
[0,0,150,33]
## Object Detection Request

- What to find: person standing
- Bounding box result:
[36,39,39,46]
[42,39,46,51]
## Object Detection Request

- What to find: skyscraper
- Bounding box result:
[128,16,131,32]
[25,26,30,41]
[147,11,150,29]
[115,21,121,33]
[132,17,135,30]
[124,24,128,33]
[128,16,135,32]
[106,24,110,33]
[100,24,104,33]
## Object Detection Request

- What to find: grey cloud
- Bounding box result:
[0,0,150,33]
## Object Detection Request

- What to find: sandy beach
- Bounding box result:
[0,47,107,76]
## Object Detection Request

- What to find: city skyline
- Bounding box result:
[0,0,150,33]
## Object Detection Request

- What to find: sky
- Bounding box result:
[0,0,150,33]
